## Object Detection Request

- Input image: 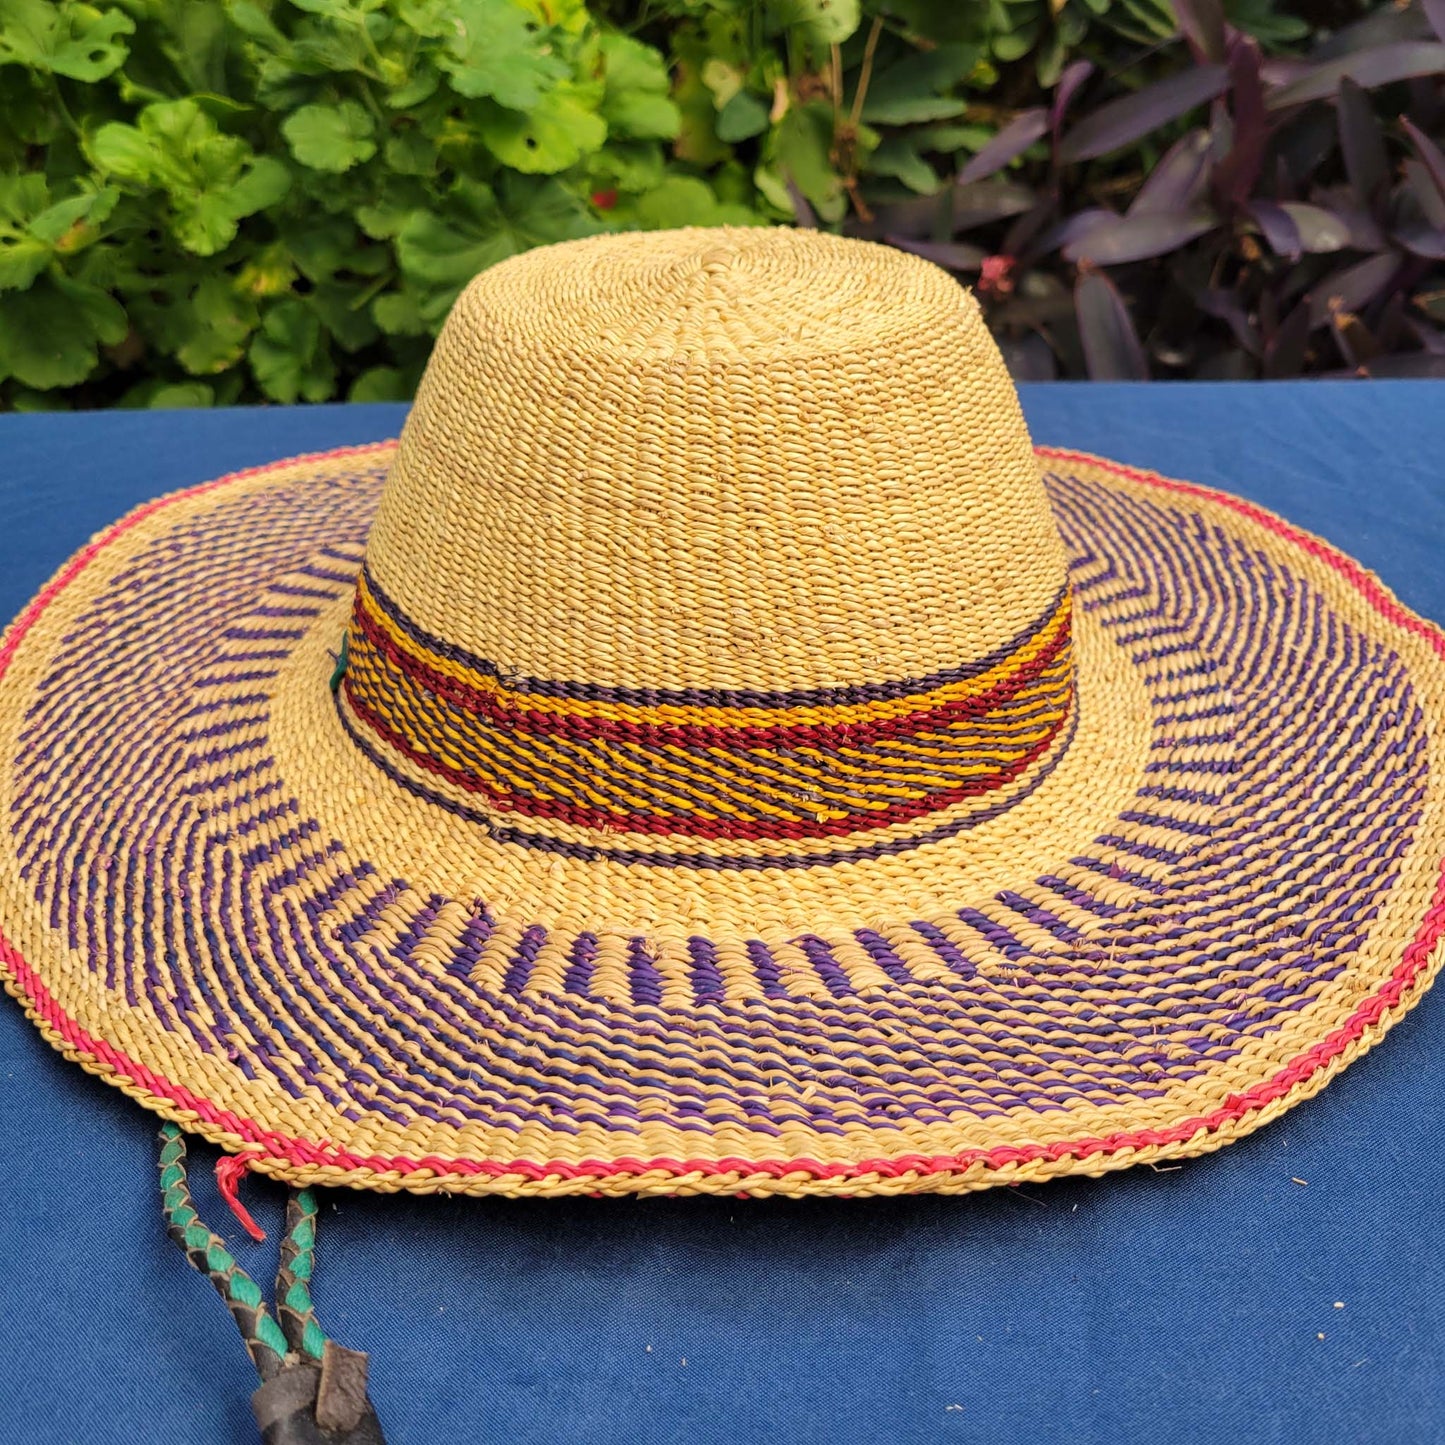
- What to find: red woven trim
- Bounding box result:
[341,682,1069,841]
[0,442,1441,1187]
[347,580,1074,748]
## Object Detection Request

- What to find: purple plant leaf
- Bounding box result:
[1215,35,1267,208]
[1306,251,1404,327]
[1402,117,1445,208]
[997,331,1059,381]
[1130,128,1211,215]
[1395,222,1445,259]
[1266,43,1445,110]
[1173,0,1226,63]
[1330,307,1380,368]
[1338,77,1389,207]
[1004,197,1058,261]
[1313,4,1434,59]
[1403,159,1445,229]
[1375,290,1408,351]
[958,110,1050,187]
[1282,202,1353,252]
[1254,201,1352,256]
[1408,75,1445,131]
[1406,315,1445,353]
[1421,0,1445,43]
[1064,209,1220,264]
[1362,351,1445,377]
[1074,268,1149,379]
[886,236,987,271]
[1261,59,1309,88]
[1249,200,1302,258]
[1308,183,1389,248]
[1263,301,1312,377]
[952,180,1039,232]
[1035,206,1120,256]
[1194,286,1261,355]
[1059,65,1231,163]
[858,194,944,241]
[1050,61,1095,135]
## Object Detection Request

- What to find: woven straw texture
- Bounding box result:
[1,227,1442,1198]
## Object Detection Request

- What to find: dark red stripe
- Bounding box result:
[349,596,1074,749]
[340,683,1071,841]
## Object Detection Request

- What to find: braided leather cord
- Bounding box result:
[158,1125,386,1443]
[276,1191,328,1361]
[159,1124,293,1379]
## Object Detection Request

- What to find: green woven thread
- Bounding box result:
[275,1188,326,1362]
[157,1125,291,1378]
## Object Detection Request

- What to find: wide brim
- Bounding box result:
[1,442,1442,1197]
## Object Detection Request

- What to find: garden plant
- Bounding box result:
[1,0,1443,407]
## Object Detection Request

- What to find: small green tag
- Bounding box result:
[328,632,350,694]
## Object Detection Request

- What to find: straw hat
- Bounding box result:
[3,226,1443,1201]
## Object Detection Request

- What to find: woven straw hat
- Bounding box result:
[4,225,1444,1201]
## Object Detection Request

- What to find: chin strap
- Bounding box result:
[158,1124,388,1444]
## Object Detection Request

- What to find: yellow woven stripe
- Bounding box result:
[355,569,1072,733]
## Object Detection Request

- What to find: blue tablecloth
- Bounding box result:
[2,385,1442,1445]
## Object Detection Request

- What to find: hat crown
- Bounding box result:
[362,226,1067,696]
[341,227,1075,852]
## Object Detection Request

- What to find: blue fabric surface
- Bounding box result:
[1,384,1442,1445]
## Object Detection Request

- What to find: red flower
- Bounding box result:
[978,254,1017,298]
[591,189,619,211]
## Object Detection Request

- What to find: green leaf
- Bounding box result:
[0,273,124,388]
[281,217,362,283]
[227,1,288,48]
[149,381,216,409]
[383,129,438,176]
[386,67,440,108]
[588,140,667,195]
[88,121,153,182]
[91,101,290,256]
[992,24,1038,63]
[0,174,117,291]
[175,155,288,255]
[5,384,71,411]
[349,364,413,401]
[30,186,117,248]
[600,33,679,141]
[225,155,290,219]
[434,0,568,109]
[0,0,134,81]
[0,228,45,288]
[0,170,49,289]
[716,90,770,144]
[290,0,387,17]
[868,135,940,195]
[861,42,981,124]
[625,175,763,230]
[476,87,607,173]
[307,282,380,351]
[883,0,991,43]
[765,0,861,47]
[178,276,258,374]
[282,101,377,172]
[396,174,597,300]
[771,101,847,223]
[249,298,335,403]
[372,286,429,336]
[395,191,520,289]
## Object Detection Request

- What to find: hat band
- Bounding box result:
[336,568,1076,845]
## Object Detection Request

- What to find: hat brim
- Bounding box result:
[1,442,1441,1197]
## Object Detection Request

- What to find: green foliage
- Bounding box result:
[0,0,1324,407]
